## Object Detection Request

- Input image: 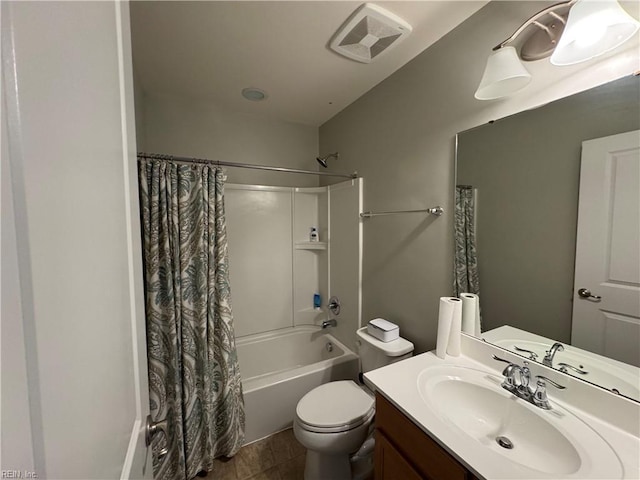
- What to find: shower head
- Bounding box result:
[316,152,339,168]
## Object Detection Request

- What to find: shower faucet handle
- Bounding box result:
[327,296,341,315]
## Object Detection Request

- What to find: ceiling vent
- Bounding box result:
[330,3,412,64]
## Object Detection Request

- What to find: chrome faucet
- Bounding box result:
[500,363,521,393]
[322,318,337,329]
[493,355,565,409]
[543,342,564,367]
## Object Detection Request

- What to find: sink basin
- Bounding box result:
[417,365,623,479]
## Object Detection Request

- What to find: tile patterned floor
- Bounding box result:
[207,428,306,480]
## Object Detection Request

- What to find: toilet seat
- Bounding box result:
[296,380,375,434]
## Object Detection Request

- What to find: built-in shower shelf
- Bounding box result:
[295,242,327,250]
[298,307,324,314]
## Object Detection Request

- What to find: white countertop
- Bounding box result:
[364,345,640,480]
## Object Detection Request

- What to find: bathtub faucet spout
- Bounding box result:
[322,319,337,329]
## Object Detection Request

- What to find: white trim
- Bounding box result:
[1,2,44,475]
[227,183,293,192]
[295,186,328,194]
[115,2,150,478]
[226,184,334,194]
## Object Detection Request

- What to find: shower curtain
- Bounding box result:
[139,157,245,480]
[454,185,480,296]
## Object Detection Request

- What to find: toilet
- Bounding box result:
[293,326,414,480]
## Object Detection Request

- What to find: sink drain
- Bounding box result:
[496,436,514,449]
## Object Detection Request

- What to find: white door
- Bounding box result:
[572,130,640,367]
[1,2,152,478]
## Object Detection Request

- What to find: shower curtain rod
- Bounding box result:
[137,152,358,179]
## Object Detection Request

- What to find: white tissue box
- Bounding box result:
[367,318,399,342]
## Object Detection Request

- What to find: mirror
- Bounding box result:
[455,74,640,401]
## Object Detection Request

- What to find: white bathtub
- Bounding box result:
[236,326,359,444]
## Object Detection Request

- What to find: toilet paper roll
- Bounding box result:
[436,297,463,359]
[461,293,482,336]
[460,293,478,335]
[447,298,463,356]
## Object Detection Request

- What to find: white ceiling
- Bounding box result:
[130,1,487,127]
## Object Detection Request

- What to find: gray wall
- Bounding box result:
[133,69,146,151]
[457,76,640,343]
[319,1,639,353]
[137,92,319,187]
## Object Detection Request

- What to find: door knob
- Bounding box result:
[145,415,169,458]
[577,288,602,301]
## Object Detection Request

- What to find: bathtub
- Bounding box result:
[236,325,359,444]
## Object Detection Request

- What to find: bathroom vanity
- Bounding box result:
[365,335,640,480]
[374,393,478,480]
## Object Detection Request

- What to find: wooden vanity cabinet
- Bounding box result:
[374,393,480,480]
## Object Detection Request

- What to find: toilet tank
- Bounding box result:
[356,327,414,373]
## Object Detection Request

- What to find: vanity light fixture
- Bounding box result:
[475,0,640,100]
[551,0,640,65]
[475,46,533,100]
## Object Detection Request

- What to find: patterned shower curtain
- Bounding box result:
[138,157,245,480]
[454,186,480,297]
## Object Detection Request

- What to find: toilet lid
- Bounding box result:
[296,381,374,430]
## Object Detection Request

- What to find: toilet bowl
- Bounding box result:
[294,327,414,480]
[294,380,374,480]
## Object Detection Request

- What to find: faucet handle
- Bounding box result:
[492,355,519,383]
[492,354,513,364]
[535,375,566,390]
[532,375,566,410]
[327,296,341,315]
[513,345,538,360]
[557,362,588,375]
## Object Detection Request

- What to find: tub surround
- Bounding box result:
[365,334,640,479]
[225,177,363,446]
[226,179,362,352]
